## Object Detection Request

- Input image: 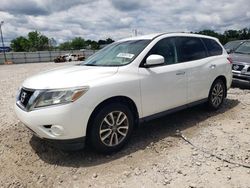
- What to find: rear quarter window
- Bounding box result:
[202,38,223,56]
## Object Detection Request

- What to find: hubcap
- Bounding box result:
[211,83,224,107]
[99,111,129,147]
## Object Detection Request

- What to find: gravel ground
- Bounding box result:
[0,62,249,188]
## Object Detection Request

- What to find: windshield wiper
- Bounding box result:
[83,64,98,66]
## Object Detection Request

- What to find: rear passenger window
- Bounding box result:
[149,38,177,65]
[175,37,207,62]
[203,38,222,56]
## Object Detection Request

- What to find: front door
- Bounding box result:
[139,37,187,117]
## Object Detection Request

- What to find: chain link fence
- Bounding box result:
[0,50,95,64]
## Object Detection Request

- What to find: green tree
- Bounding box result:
[28,31,49,51]
[98,38,114,45]
[48,38,57,50]
[105,38,114,44]
[90,41,100,50]
[71,37,85,50]
[59,41,72,50]
[224,30,239,40]
[10,36,30,52]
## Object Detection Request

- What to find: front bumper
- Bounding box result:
[232,72,250,82]
[42,136,86,150]
[232,63,250,82]
[15,101,90,140]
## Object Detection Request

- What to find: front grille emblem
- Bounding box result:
[20,92,27,103]
[233,65,239,70]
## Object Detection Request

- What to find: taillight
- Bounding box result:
[227,57,233,64]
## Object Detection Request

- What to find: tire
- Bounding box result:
[207,79,226,110]
[89,103,134,153]
[69,59,72,62]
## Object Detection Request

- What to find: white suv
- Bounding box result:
[15,33,232,153]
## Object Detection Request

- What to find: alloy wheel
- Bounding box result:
[211,82,224,107]
[99,111,129,147]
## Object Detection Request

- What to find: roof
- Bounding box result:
[118,32,219,42]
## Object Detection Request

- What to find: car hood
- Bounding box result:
[22,65,119,89]
[230,53,250,64]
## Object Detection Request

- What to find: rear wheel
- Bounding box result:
[207,79,226,110]
[89,103,134,153]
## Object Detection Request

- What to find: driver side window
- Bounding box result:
[148,38,177,65]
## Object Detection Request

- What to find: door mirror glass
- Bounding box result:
[226,49,233,54]
[145,55,165,67]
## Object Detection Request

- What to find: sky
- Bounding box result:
[0,0,250,46]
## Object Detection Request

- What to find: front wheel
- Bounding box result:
[207,79,226,110]
[89,103,134,153]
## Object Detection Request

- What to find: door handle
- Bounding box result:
[210,64,216,69]
[176,71,185,75]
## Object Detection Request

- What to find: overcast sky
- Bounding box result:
[0,0,249,45]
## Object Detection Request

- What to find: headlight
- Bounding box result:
[34,87,88,108]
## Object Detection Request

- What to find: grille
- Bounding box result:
[232,64,244,71]
[19,88,34,107]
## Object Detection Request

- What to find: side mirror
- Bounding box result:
[226,49,233,54]
[145,55,165,67]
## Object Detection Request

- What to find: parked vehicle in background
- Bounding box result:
[77,55,85,61]
[65,54,78,62]
[54,55,66,63]
[54,54,85,63]
[0,46,11,52]
[224,40,245,54]
[15,33,232,153]
[230,40,250,83]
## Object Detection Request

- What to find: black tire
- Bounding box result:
[69,59,72,62]
[207,79,226,110]
[89,103,134,153]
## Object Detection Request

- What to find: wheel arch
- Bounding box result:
[210,75,227,97]
[86,96,139,141]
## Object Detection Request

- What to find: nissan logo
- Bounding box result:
[233,65,239,70]
[20,92,27,103]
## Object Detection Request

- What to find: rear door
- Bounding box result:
[175,37,212,103]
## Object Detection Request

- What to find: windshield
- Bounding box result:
[234,41,250,54]
[82,40,150,66]
[224,41,243,51]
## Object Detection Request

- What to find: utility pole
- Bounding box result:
[132,29,138,37]
[0,21,7,63]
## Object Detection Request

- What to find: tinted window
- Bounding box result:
[175,37,207,62]
[203,38,222,56]
[234,41,250,54]
[148,38,176,65]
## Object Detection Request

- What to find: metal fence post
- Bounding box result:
[24,52,26,63]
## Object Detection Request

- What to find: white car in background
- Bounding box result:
[65,54,78,62]
[15,33,232,153]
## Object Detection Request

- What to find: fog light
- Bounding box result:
[51,125,64,136]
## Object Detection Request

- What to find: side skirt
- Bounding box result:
[139,98,208,123]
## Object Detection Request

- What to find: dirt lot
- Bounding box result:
[0,62,249,188]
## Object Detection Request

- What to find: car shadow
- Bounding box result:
[232,80,250,89]
[30,98,239,167]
